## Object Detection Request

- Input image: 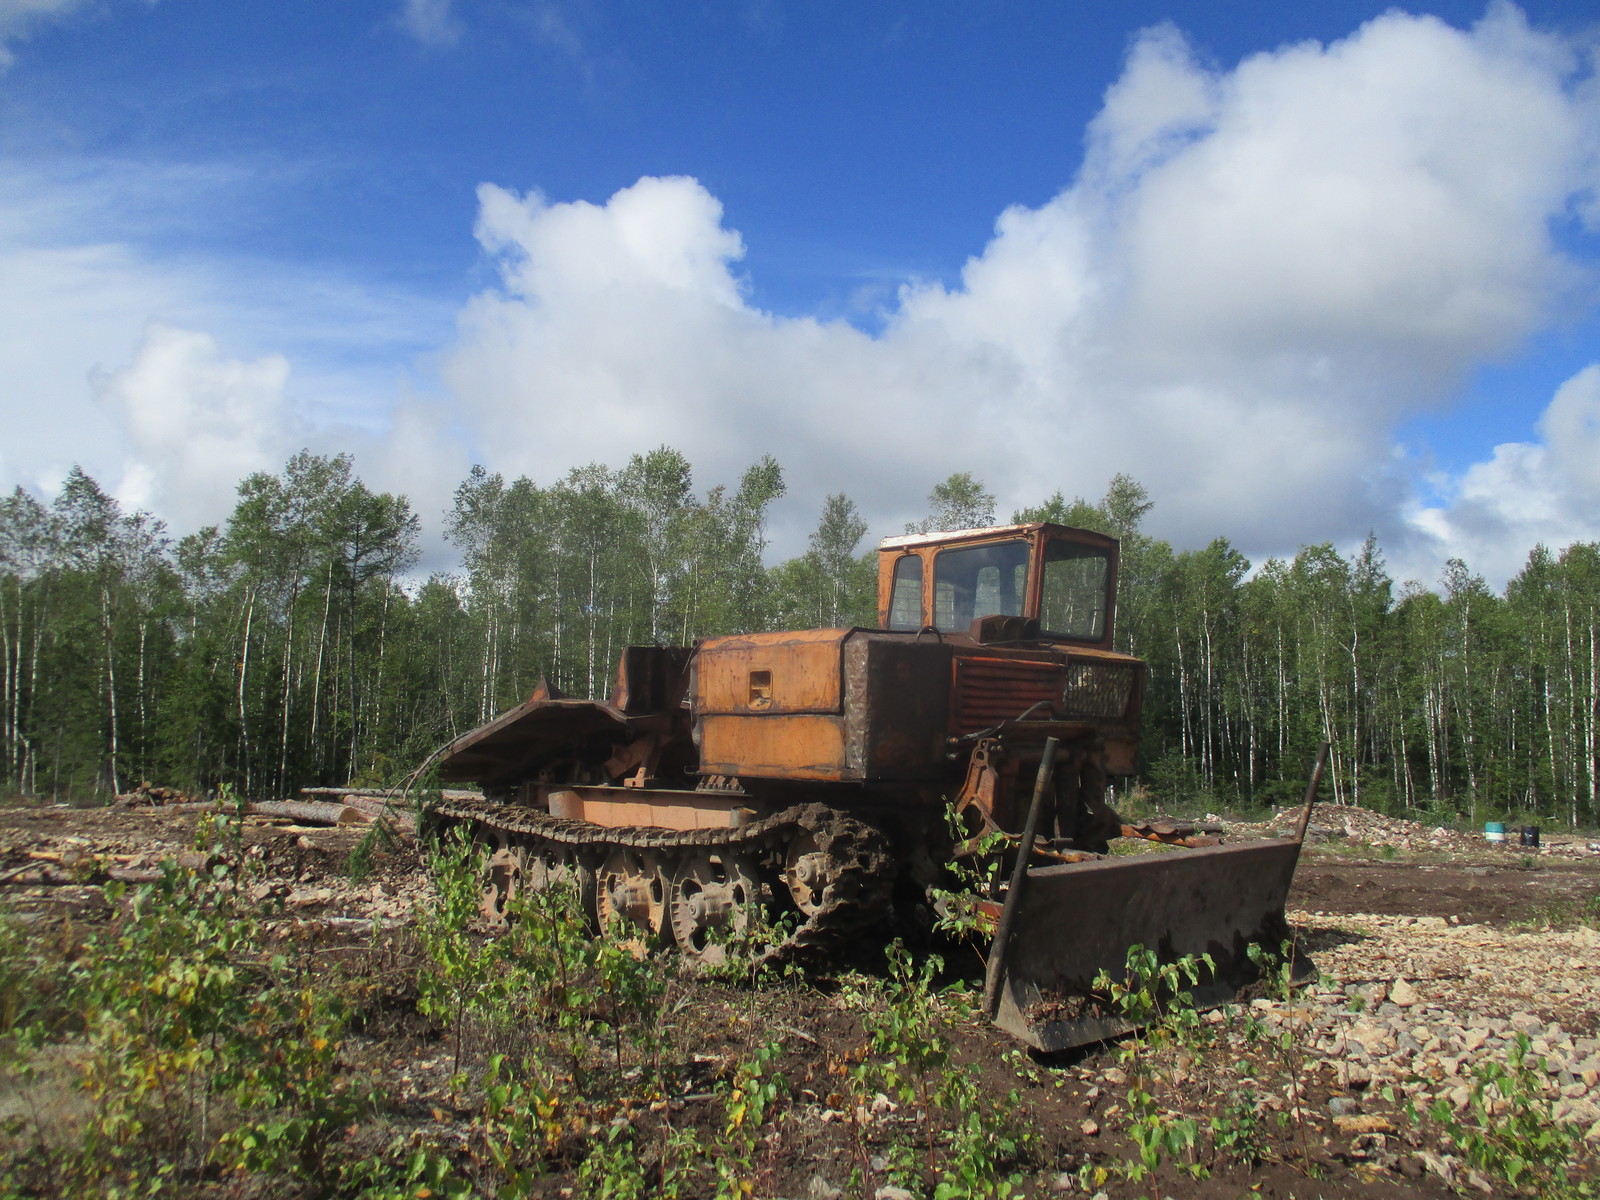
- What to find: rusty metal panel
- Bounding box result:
[610,645,693,714]
[1103,736,1138,775]
[990,839,1305,1051]
[951,655,1066,733]
[842,633,952,780]
[696,629,850,715]
[697,713,850,781]
[547,787,744,830]
[437,697,628,786]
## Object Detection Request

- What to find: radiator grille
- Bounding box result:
[951,658,1064,732]
[1060,661,1136,720]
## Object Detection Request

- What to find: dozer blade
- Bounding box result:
[988,837,1307,1052]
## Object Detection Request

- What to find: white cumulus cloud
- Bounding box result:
[443,6,1600,573]
[1404,365,1600,585]
[92,324,294,529]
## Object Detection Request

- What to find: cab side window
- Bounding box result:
[888,555,924,630]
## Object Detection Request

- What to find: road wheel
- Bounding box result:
[669,851,761,964]
[594,847,668,947]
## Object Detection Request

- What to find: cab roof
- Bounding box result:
[877,521,1114,552]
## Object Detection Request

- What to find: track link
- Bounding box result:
[427,796,894,968]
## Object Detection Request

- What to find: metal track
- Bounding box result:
[428,795,894,968]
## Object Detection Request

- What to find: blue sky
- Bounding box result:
[2,0,1598,586]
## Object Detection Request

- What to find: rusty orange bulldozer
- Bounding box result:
[427,522,1314,1050]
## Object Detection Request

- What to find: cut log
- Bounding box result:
[247,800,371,826]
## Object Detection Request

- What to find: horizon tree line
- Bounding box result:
[1,449,1597,828]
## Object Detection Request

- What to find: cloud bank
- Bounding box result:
[441,5,1600,581]
[4,5,1599,589]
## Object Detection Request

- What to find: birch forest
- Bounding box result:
[2,447,1598,829]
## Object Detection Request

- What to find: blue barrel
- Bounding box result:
[1485,821,1506,843]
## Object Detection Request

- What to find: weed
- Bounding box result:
[347,818,399,883]
[342,1141,473,1200]
[1209,1087,1266,1168]
[475,1053,571,1194]
[930,810,1005,948]
[220,984,367,1184]
[1412,1033,1593,1198]
[577,1119,650,1200]
[1515,891,1600,931]
[854,943,1026,1199]
[415,828,518,1074]
[0,853,380,1195]
[1245,939,1314,1170]
[590,918,675,1086]
[714,1040,788,1200]
[1090,944,1214,1183]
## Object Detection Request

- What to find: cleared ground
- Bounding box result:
[1,798,1596,1198]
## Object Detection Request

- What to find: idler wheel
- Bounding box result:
[668,851,761,963]
[782,830,831,916]
[594,847,668,945]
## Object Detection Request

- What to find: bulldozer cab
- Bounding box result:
[876,523,1118,648]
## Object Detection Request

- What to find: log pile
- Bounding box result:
[113,781,206,808]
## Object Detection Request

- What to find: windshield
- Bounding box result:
[1039,539,1110,640]
[932,540,1030,632]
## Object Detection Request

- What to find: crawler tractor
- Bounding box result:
[429,523,1310,1049]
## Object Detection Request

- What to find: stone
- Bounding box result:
[1390,978,1419,1007]
[1328,1096,1360,1116]
[1080,1118,1099,1136]
[1335,1113,1396,1134]
[1336,1061,1372,1089]
[808,1177,842,1200]
[875,1189,916,1200]
[1102,1067,1127,1085]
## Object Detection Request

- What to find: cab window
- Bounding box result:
[887,555,924,630]
[1039,540,1110,640]
[932,540,1030,632]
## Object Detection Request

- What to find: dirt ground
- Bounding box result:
[1,797,1597,1198]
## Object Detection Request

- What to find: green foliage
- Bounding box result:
[1091,944,1216,1182]
[577,1120,650,1200]
[929,806,1006,946]
[853,943,1026,1199]
[416,829,514,1074]
[342,1142,474,1200]
[714,1040,788,1200]
[477,1053,572,1195]
[9,453,1600,829]
[1209,1088,1266,1167]
[908,473,996,535]
[1420,1033,1594,1198]
[0,856,371,1194]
